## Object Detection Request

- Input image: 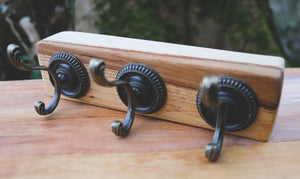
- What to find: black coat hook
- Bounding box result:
[89,59,167,137]
[7,44,90,115]
[196,76,259,162]
[89,59,135,137]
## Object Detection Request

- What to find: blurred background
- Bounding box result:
[0,0,299,81]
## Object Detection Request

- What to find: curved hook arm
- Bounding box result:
[205,104,228,162]
[89,59,136,137]
[7,44,61,115]
[200,76,228,162]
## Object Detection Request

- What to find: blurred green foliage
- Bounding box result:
[1,0,299,81]
[0,0,73,80]
[268,0,300,66]
[94,0,283,60]
[94,0,182,43]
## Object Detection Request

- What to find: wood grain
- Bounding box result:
[1,141,299,178]
[36,32,284,141]
[0,68,299,178]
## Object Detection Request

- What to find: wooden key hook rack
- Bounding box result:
[7,31,284,162]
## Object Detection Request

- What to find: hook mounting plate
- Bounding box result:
[49,52,90,98]
[197,77,259,132]
[116,63,167,114]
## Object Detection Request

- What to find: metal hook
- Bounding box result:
[7,44,90,115]
[205,104,228,162]
[7,44,61,115]
[89,59,136,137]
[197,76,259,162]
[200,76,227,162]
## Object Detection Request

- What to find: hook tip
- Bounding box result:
[34,101,47,115]
[89,59,104,74]
[200,76,220,107]
[205,143,221,162]
[7,44,21,55]
[111,120,129,137]
[89,59,108,86]
[7,44,22,68]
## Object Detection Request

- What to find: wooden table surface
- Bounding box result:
[0,68,300,178]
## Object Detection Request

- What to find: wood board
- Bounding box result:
[36,31,285,141]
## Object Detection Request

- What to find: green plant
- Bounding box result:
[94,0,287,65]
